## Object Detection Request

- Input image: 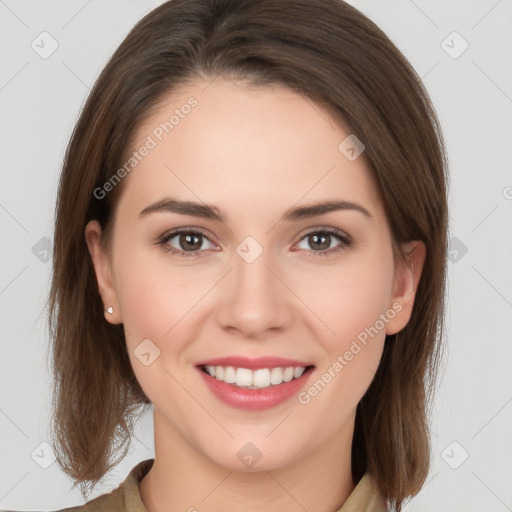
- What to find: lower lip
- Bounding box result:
[197,366,314,411]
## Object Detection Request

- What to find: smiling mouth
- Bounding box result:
[198,364,315,389]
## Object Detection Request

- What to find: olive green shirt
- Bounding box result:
[55,458,387,512]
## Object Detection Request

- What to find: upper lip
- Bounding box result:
[195,356,314,370]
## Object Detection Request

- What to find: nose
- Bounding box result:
[216,250,294,339]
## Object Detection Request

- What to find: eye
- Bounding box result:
[157,227,352,258]
[158,229,217,257]
[295,228,352,256]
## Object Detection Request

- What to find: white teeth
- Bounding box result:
[282,367,294,382]
[224,366,236,384]
[294,367,305,378]
[204,365,308,389]
[235,368,253,387]
[253,369,271,388]
[270,367,283,385]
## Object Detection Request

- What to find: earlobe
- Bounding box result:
[385,241,426,336]
[84,220,121,324]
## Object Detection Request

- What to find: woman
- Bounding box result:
[43,0,448,510]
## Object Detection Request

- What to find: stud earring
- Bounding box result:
[107,306,114,314]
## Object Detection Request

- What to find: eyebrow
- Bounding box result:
[139,197,372,222]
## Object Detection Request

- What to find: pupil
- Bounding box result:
[180,233,201,251]
[310,233,330,251]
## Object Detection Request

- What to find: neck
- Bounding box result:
[139,409,356,512]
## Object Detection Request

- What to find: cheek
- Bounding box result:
[296,262,393,417]
[113,244,213,353]
[113,249,215,403]
[299,251,394,349]
[291,254,395,435]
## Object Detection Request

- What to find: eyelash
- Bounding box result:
[157,227,352,258]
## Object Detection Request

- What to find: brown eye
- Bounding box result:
[159,229,216,256]
[177,233,203,251]
[307,233,331,251]
[296,229,352,255]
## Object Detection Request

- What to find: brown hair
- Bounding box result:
[47,0,448,508]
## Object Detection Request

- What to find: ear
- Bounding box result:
[385,240,426,336]
[84,220,122,324]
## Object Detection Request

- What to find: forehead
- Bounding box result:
[116,77,384,222]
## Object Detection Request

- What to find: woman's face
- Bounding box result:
[86,77,423,472]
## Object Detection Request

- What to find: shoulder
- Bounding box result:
[0,490,122,512]
[337,472,388,512]
[55,458,154,511]
[4,459,155,512]
[0,488,123,512]
[52,486,124,511]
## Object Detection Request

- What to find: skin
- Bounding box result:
[85,76,426,512]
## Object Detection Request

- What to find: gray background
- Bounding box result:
[1,0,511,510]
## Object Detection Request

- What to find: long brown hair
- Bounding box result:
[47,0,448,508]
